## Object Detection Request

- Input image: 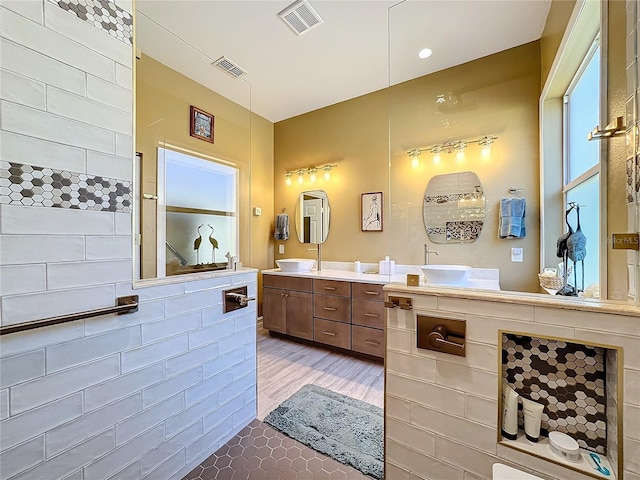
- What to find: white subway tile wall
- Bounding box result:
[0,2,257,480]
[385,289,640,480]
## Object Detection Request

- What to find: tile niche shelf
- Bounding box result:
[497,331,623,480]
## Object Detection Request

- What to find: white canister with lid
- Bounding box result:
[548,431,581,462]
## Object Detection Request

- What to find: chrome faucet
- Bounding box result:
[305,243,322,271]
[424,243,439,265]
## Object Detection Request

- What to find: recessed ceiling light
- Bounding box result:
[418,48,433,59]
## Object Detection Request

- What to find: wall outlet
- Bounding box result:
[279,244,285,254]
[511,247,523,262]
[253,207,262,216]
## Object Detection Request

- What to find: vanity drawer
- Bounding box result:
[351,325,384,358]
[313,279,351,297]
[263,274,312,292]
[351,282,384,301]
[351,299,385,329]
[314,294,351,323]
[314,318,351,350]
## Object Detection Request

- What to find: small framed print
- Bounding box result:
[361,192,383,231]
[190,106,214,143]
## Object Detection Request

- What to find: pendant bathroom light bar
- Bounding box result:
[408,135,498,166]
[285,164,337,185]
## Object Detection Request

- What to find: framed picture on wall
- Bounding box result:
[361,192,383,231]
[190,106,215,143]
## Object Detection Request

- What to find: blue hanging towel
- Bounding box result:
[499,197,526,238]
[274,213,289,240]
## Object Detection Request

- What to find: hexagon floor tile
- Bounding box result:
[183,419,373,480]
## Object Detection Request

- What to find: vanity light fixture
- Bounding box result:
[407,135,498,165]
[284,164,337,185]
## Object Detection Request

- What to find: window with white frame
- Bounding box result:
[563,40,600,291]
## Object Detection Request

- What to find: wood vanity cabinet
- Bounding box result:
[262,275,313,340]
[262,274,385,360]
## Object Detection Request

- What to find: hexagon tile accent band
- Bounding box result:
[502,333,607,454]
[0,161,131,213]
[48,0,133,46]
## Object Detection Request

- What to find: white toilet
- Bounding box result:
[492,463,544,480]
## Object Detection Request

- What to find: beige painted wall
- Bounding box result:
[540,0,577,86]
[389,42,541,293]
[136,55,274,282]
[274,42,541,293]
[273,90,390,266]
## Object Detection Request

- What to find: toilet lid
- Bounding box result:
[492,463,544,480]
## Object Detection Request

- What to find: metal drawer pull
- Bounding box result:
[323,306,337,311]
[365,291,380,295]
[323,286,337,291]
[364,313,380,318]
[364,339,380,346]
[323,331,337,336]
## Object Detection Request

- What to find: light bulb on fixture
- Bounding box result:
[297,170,305,184]
[323,165,332,181]
[285,172,292,185]
[408,148,421,169]
[308,167,317,183]
[430,145,443,165]
[479,136,494,159]
[454,141,466,163]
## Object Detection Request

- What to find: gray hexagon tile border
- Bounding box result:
[48,0,133,46]
[0,161,131,213]
[502,333,607,454]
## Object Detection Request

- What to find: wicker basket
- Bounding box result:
[538,274,564,290]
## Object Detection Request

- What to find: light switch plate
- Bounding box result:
[279,245,285,254]
[511,247,523,262]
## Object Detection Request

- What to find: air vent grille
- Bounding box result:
[212,56,248,79]
[278,0,323,36]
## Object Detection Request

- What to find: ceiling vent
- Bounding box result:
[278,0,324,36]
[212,56,248,79]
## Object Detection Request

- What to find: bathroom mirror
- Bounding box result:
[423,171,485,244]
[295,190,330,244]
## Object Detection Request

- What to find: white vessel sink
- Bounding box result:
[276,258,316,272]
[421,264,472,286]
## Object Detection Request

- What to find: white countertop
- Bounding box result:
[262,268,394,285]
[261,267,501,290]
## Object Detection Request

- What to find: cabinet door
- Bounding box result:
[263,288,286,334]
[286,290,313,340]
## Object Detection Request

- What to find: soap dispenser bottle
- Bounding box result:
[354,258,361,273]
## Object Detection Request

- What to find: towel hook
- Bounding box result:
[281,207,287,213]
